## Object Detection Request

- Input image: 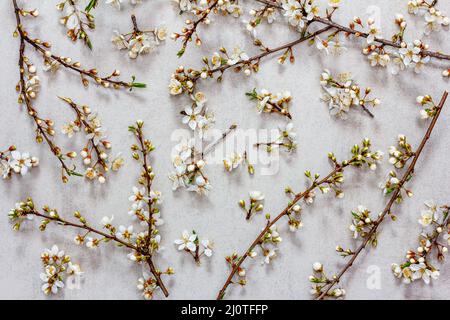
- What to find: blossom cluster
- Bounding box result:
[388,134,414,169]
[8,122,173,299]
[60,97,124,183]
[416,94,442,119]
[57,0,95,49]
[246,88,293,119]
[0,146,39,179]
[349,205,378,245]
[320,69,380,119]
[112,15,167,59]
[408,0,449,35]
[172,0,242,56]
[106,0,145,10]
[239,191,265,220]
[40,245,83,295]
[174,230,213,264]
[309,262,346,299]
[255,122,297,153]
[392,201,450,284]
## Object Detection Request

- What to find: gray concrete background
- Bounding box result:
[0,0,449,300]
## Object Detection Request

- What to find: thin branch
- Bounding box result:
[316,91,448,300]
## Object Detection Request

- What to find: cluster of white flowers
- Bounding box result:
[0,147,39,179]
[106,0,145,10]
[57,0,95,49]
[243,5,278,39]
[257,122,297,153]
[388,134,414,169]
[260,224,282,264]
[175,0,242,17]
[246,88,293,119]
[408,0,449,35]
[416,94,440,119]
[169,139,211,194]
[320,69,380,119]
[174,230,213,264]
[309,262,346,298]
[379,170,413,200]
[40,245,83,295]
[392,201,449,284]
[60,97,124,183]
[112,25,167,59]
[239,191,265,220]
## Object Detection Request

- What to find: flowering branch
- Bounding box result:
[13,0,145,89]
[315,91,448,300]
[174,0,219,57]
[8,121,172,299]
[111,15,167,59]
[392,201,450,284]
[217,138,384,299]
[256,0,450,63]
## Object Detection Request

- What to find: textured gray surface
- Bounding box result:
[0,0,449,300]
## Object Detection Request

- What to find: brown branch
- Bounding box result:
[255,0,450,61]
[316,91,448,300]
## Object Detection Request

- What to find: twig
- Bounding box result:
[316,91,448,300]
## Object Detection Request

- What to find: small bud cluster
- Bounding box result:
[349,205,379,246]
[57,0,95,49]
[112,15,167,59]
[408,0,449,35]
[246,88,293,119]
[40,245,82,295]
[320,69,380,119]
[392,201,450,284]
[174,230,213,264]
[0,145,39,179]
[388,134,414,169]
[169,138,211,194]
